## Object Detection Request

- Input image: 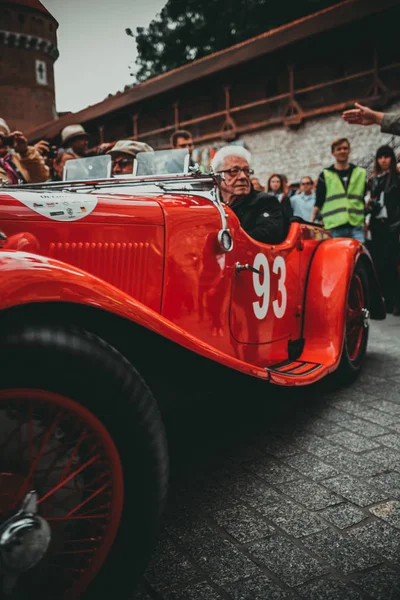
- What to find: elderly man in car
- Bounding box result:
[211,146,287,244]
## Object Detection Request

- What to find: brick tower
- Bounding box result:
[0,0,58,133]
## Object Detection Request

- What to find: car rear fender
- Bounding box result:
[300,238,385,368]
[0,251,269,380]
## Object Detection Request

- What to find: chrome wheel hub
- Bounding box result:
[0,490,51,578]
[362,308,370,328]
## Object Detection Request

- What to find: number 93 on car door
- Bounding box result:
[229,249,302,345]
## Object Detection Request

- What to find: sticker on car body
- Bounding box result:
[9,191,98,221]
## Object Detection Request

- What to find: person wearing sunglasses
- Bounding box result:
[210,146,287,244]
[107,140,153,175]
[290,177,316,222]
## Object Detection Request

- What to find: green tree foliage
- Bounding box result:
[133,0,341,82]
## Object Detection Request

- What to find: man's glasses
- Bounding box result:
[302,181,313,186]
[218,167,254,178]
[113,158,132,168]
[176,142,194,149]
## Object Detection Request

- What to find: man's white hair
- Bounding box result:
[211,145,252,172]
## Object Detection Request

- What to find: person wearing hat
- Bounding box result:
[50,124,91,181]
[107,140,153,175]
[0,118,49,184]
[60,124,90,158]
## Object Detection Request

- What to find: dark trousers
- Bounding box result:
[370,221,400,311]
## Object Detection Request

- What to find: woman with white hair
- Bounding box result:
[211,145,287,244]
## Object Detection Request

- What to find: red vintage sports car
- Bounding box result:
[0,150,385,599]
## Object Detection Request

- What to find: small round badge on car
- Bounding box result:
[218,229,233,252]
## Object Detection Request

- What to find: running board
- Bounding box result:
[265,359,327,386]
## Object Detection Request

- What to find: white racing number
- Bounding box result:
[252,253,287,320]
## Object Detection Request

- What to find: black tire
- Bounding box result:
[334,260,370,383]
[0,325,168,600]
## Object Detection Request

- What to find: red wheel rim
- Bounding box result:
[0,389,124,599]
[345,273,365,362]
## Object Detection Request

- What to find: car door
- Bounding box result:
[228,223,303,352]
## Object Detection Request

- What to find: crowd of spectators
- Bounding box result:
[0,104,399,315]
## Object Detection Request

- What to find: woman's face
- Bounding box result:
[270,176,281,192]
[377,155,391,172]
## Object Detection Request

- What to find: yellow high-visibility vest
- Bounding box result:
[321,167,366,229]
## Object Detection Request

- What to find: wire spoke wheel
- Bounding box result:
[345,273,365,362]
[334,261,370,384]
[0,389,123,600]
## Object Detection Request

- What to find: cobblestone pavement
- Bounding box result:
[134,315,400,600]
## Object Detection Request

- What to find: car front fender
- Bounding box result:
[0,250,270,380]
[300,238,385,368]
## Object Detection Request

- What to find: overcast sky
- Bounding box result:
[41,0,166,113]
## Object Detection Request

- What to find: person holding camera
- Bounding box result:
[0,118,49,184]
[367,145,400,315]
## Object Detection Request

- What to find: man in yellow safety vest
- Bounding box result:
[311,137,367,241]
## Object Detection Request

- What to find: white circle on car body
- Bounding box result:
[9,191,98,221]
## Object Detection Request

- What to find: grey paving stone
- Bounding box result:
[144,537,199,592]
[223,574,296,599]
[284,452,339,481]
[322,475,390,507]
[212,503,275,543]
[217,472,282,511]
[373,433,400,451]
[348,519,400,564]
[326,397,367,414]
[314,446,384,478]
[311,406,354,424]
[303,528,380,574]
[319,503,368,529]
[163,582,224,600]
[276,480,343,510]
[362,447,400,471]
[352,407,400,427]
[341,417,387,438]
[292,436,340,459]
[297,575,364,599]
[258,499,327,538]
[260,435,302,458]
[385,421,400,434]
[165,509,218,545]
[303,417,344,437]
[367,471,400,497]
[364,398,400,415]
[247,535,328,587]
[366,387,400,407]
[325,430,381,452]
[350,565,400,600]
[245,456,303,484]
[185,537,259,585]
[370,500,400,529]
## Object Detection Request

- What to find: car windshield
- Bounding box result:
[62,148,191,181]
[135,149,189,176]
[63,155,112,181]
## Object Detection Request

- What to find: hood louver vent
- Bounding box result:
[48,241,150,300]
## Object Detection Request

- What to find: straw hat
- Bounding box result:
[61,124,89,146]
[0,118,10,136]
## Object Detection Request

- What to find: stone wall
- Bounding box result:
[241,101,400,185]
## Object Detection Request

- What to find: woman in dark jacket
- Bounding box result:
[368,145,400,314]
[267,173,293,221]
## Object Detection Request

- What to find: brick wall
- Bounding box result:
[241,101,400,185]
